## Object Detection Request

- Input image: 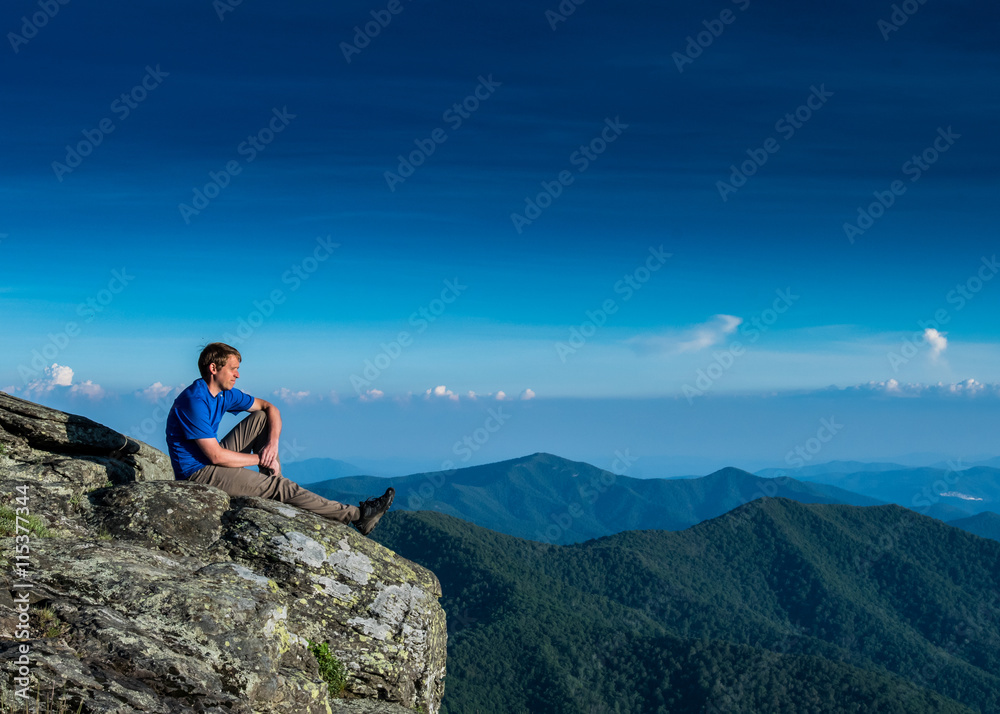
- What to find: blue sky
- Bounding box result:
[3,0,999,474]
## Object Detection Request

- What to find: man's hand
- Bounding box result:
[258,440,281,475]
[249,398,282,474]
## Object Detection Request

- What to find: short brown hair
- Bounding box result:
[198,342,242,380]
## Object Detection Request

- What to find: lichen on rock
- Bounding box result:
[0,391,446,713]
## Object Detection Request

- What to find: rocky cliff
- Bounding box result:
[0,392,446,713]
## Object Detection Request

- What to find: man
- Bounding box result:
[165,342,393,535]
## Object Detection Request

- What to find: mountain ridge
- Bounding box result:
[768,464,1000,517]
[309,452,882,544]
[948,511,1000,541]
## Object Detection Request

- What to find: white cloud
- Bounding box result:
[924,328,948,361]
[48,364,73,387]
[359,389,384,402]
[678,315,743,353]
[69,380,105,400]
[424,385,459,401]
[18,364,106,400]
[328,389,340,404]
[845,378,999,398]
[136,382,178,402]
[24,363,74,395]
[939,491,983,501]
[273,388,310,403]
[627,314,743,355]
[467,389,521,401]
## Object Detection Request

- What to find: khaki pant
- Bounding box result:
[188,411,360,524]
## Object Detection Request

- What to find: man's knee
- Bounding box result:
[246,410,268,427]
[244,410,270,442]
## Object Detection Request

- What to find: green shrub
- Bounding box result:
[38,607,67,639]
[307,640,347,698]
[95,528,113,541]
[0,506,51,538]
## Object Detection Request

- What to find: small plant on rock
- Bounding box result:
[95,528,113,541]
[307,640,347,698]
[0,681,84,713]
[0,506,51,538]
[38,607,68,639]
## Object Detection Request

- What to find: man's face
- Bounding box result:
[213,355,240,390]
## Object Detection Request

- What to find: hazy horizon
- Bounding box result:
[10,385,999,481]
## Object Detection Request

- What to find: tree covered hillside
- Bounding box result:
[374,498,1000,713]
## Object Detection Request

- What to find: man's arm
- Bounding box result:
[248,397,282,472]
[193,398,282,472]
[193,437,262,469]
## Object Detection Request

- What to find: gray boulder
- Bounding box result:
[0,392,446,713]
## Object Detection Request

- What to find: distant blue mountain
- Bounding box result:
[281,457,366,484]
[941,456,1000,470]
[755,460,911,478]
[763,465,1000,517]
[310,452,882,544]
[949,511,1000,542]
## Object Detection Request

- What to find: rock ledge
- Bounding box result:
[0,392,446,713]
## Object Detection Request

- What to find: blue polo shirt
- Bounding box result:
[165,378,255,479]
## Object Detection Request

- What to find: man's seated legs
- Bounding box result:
[196,408,391,533]
[220,411,275,474]
[188,463,361,524]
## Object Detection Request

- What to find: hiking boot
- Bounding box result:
[355,487,395,536]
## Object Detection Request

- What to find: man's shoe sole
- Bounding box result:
[355,487,395,536]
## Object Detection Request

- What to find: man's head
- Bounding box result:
[198,343,242,389]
